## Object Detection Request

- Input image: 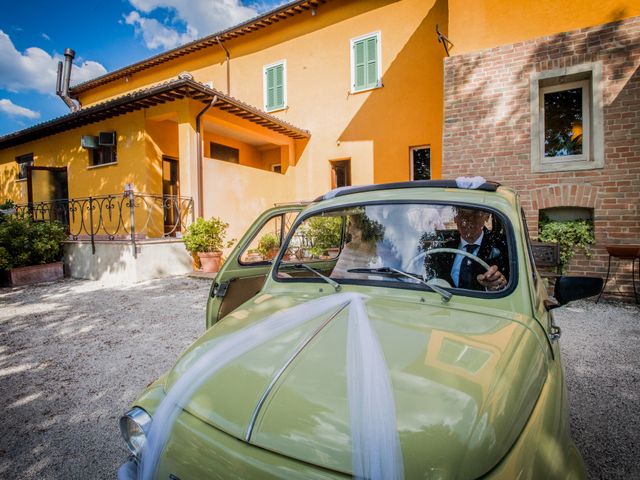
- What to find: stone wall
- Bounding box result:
[442,16,640,300]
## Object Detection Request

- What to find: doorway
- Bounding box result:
[330,159,351,189]
[26,166,69,225]
[162,156,180,235]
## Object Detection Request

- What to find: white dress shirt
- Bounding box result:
[450,230,484,287]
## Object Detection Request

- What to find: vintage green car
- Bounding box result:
[119,180,601,480]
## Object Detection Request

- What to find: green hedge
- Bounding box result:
[0,214,68,270]
[539,214,595,273]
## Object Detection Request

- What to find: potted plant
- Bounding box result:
[257,232,280,260]
[306,216,343,258]
[0,212,68,286]
[183,217,235,273]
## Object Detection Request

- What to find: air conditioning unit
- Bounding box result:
[99,131,116,146]
[81,135,99,149]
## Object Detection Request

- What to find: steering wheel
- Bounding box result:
[406,248,491,289]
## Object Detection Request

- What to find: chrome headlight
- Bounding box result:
[120,407,152,457]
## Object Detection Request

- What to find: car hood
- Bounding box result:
[164,292,548,479]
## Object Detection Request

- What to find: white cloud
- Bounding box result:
[125,0,284,50]
[0,30,107,94]
[0,99,40,119]
[124,11,197,50]
[42,33,51,41]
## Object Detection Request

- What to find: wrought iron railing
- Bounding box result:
[16,193,194,257]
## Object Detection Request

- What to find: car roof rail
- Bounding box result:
[314,180,501,202]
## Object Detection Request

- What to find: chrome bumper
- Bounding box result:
[117,457,138,480]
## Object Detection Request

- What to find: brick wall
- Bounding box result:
[442,16,640,300]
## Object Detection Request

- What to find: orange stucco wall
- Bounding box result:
[0,111,159,204]
[448,0,640,55]
[76,0,448,196]
[0,110,170,237]
[5,0,633,223]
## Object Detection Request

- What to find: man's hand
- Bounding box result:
[477,265,507,291]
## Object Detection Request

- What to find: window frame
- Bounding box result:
[410,145,431,181]
[238,213,286,266]
[530,62,604,173]
[89,145,117,168]
[350,31,382,93]
[272,200,518,300]
[15,153,34,180]
[539,79,590,164]
[330,159,352,189]
[263,59,287,112]
[87,134,117,168]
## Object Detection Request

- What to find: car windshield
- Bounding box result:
[275,203,513,293]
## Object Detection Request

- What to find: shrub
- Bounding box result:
[183,217,235,254]
[539,214,595,272]
[306,216,343,257]
[0,214,68,270]
[0,199,15,210]
[257,232,280,258]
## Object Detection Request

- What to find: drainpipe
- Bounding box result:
[56,48,79,112]
[216,37,230,95]
[195,96,218,218]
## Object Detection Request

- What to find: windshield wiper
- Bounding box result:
[347,267,452,302]
[294,264,341,292]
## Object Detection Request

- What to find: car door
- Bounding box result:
[205,204,306,328]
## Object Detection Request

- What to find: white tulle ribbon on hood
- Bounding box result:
[455,176,486,189]
[139,292,404,480]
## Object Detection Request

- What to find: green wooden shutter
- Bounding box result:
[353,35,378,91]
[266,67,275,110]
[266,63,285,111]
[366,36,378,88]
[275,64,284,109]
[354,40,366,90]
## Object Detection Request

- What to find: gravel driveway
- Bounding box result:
[0,277,638,479]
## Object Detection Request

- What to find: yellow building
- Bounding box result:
[0,0,638,285]
[0,0,448,247]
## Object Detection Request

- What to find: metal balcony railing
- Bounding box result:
[16,192,194,257]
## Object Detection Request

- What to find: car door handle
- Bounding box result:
[549,324,562,342]
[213,281,230,298]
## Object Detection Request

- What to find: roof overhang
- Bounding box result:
[0,79,310,150]
[69,0,329,96]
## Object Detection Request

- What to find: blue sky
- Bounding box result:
[0,0,286,136]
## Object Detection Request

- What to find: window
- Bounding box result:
[239,211,298,264]
[90,144,117,167]
[15,153,34,180]
[350,32,381,92]
[86,133,117,167]
[264,61,286,112]
[530,63,603,172]
[210,142,239,163]
[410,146,431,180]
[275,203,512,295]
[541,81,589,160]
[330,160,351,189]
[271,164,282,174]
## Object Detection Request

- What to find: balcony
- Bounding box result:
[16,193,195,284]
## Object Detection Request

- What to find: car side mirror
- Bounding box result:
[553,276,603,306]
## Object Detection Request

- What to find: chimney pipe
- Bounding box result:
[56,61,63,96]
[56,48,79,112]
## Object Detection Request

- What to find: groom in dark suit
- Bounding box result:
[425,208,509,291]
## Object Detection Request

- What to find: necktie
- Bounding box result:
[458,244,478,289]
